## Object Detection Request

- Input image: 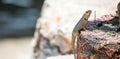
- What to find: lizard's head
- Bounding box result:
[83,10,92,20]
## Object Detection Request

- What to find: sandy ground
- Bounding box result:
[0,37,32,59]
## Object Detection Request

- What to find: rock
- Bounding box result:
[77,30,120,59]
[77,16,120,59]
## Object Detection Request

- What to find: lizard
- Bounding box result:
[72,10,92,59]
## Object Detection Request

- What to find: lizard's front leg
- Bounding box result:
[82,24,88,30]
[83,27,87,30]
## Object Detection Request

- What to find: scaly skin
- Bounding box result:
[72,10,92,59]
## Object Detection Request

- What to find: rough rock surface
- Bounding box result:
[77,29,120,59]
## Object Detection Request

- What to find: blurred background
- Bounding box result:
[0,0,44,37]
[0,0,44,59]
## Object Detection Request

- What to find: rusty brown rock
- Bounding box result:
[77,15,120,59]
[77,30,120,59]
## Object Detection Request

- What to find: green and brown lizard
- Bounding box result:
[72,10,92,59]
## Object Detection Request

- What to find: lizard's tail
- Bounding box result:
[72,33,77,59]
